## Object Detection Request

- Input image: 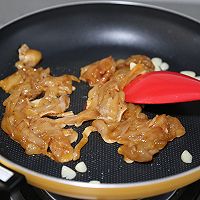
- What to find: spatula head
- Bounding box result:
[124,71,200,104]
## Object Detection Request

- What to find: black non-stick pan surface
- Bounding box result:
[1,1,200,197]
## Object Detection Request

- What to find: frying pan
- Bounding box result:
[1,1,200,199]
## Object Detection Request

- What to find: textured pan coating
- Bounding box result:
[0,3,200,184]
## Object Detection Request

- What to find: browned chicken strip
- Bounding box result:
[0,45,185,163]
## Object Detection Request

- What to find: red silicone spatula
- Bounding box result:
[124,71,200,104]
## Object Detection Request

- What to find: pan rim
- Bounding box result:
[1,0,200,30]
[0,0,200,190]
[1,154,200,187]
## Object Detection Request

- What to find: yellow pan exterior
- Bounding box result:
[1,156,200,199]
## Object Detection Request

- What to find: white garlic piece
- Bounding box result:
[160,62,169,71]
[130,62,137,70]
[89,180,101,184]
[61,166,76,180]
[75,161,87,173]
[181,150,192,164]
[180,71,196,77]
[151,57,162,68]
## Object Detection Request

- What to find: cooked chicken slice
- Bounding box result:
[15,44,42,68]
[0,45,186,164]
[92,104,185,163]
[80,56,116,86]
[0,44,80,163]
[116,55,155,72]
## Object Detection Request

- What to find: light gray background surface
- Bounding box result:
[0,0,200,28]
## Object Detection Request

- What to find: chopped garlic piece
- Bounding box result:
[151,57,162,68]
[154,65,162,71]
[180,71,196,77]
[124,158,134,163]
[181,150,192,163]
[160,62,169,71]
[61,166,76,179]
[89,180,101,184]
[75,161,87,173]
[130,62,137,70]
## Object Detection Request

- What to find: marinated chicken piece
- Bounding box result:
[61,77,128,126]
[92,119,117,144]
[69,64,148,125]
[29,95,70,117]
[0,45,186,163]
[0,71,23,93]
[56,109,99,127]
[73,126,96,160]
[80,56,116,86]
[93,104,185,163]
[87,80,127,123]
[78,56,185,163]
[0,44,81,162]
[112,63,149,89]
[116,55,155,72]
[42,74,79,96]
[15,44,42,68]
[0,67,51,100]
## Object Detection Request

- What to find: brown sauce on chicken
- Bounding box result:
[0,44,185,163]
[79,55,185,162]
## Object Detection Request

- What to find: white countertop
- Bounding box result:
[1,0,200,27]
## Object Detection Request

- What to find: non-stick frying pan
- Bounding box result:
[1,1,200,199]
